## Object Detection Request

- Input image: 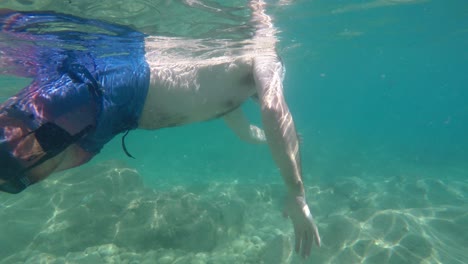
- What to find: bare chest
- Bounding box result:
[139,58,256,129]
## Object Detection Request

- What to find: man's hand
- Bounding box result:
[224,108,267,144]
[249,124,266,143]
[284,194,321,258]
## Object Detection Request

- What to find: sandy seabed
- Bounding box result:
[1,161,467,264]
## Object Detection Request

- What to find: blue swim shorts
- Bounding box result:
[0,10,150,192]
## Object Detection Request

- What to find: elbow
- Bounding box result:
[259,93,287,114]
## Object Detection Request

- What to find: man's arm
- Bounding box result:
[223,107,266,144]
[253,55,321,258]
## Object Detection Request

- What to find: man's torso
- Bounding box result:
[139,37,258,129]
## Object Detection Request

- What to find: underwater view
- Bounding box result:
[0,0,467,263]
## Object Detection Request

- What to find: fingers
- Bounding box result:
[294,226,301,253]
[300,232,307,258]
[313,226,321,247]
[295,229,312,258]
[309,220,321,247]
[303,231,312,257]
[299,225,319,258]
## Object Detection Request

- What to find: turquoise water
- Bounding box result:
[1,0,467,263]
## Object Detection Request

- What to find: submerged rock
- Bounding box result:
[0,161,271,262]
[261,234,292,264]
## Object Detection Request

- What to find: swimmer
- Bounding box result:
[0,0,320,257]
